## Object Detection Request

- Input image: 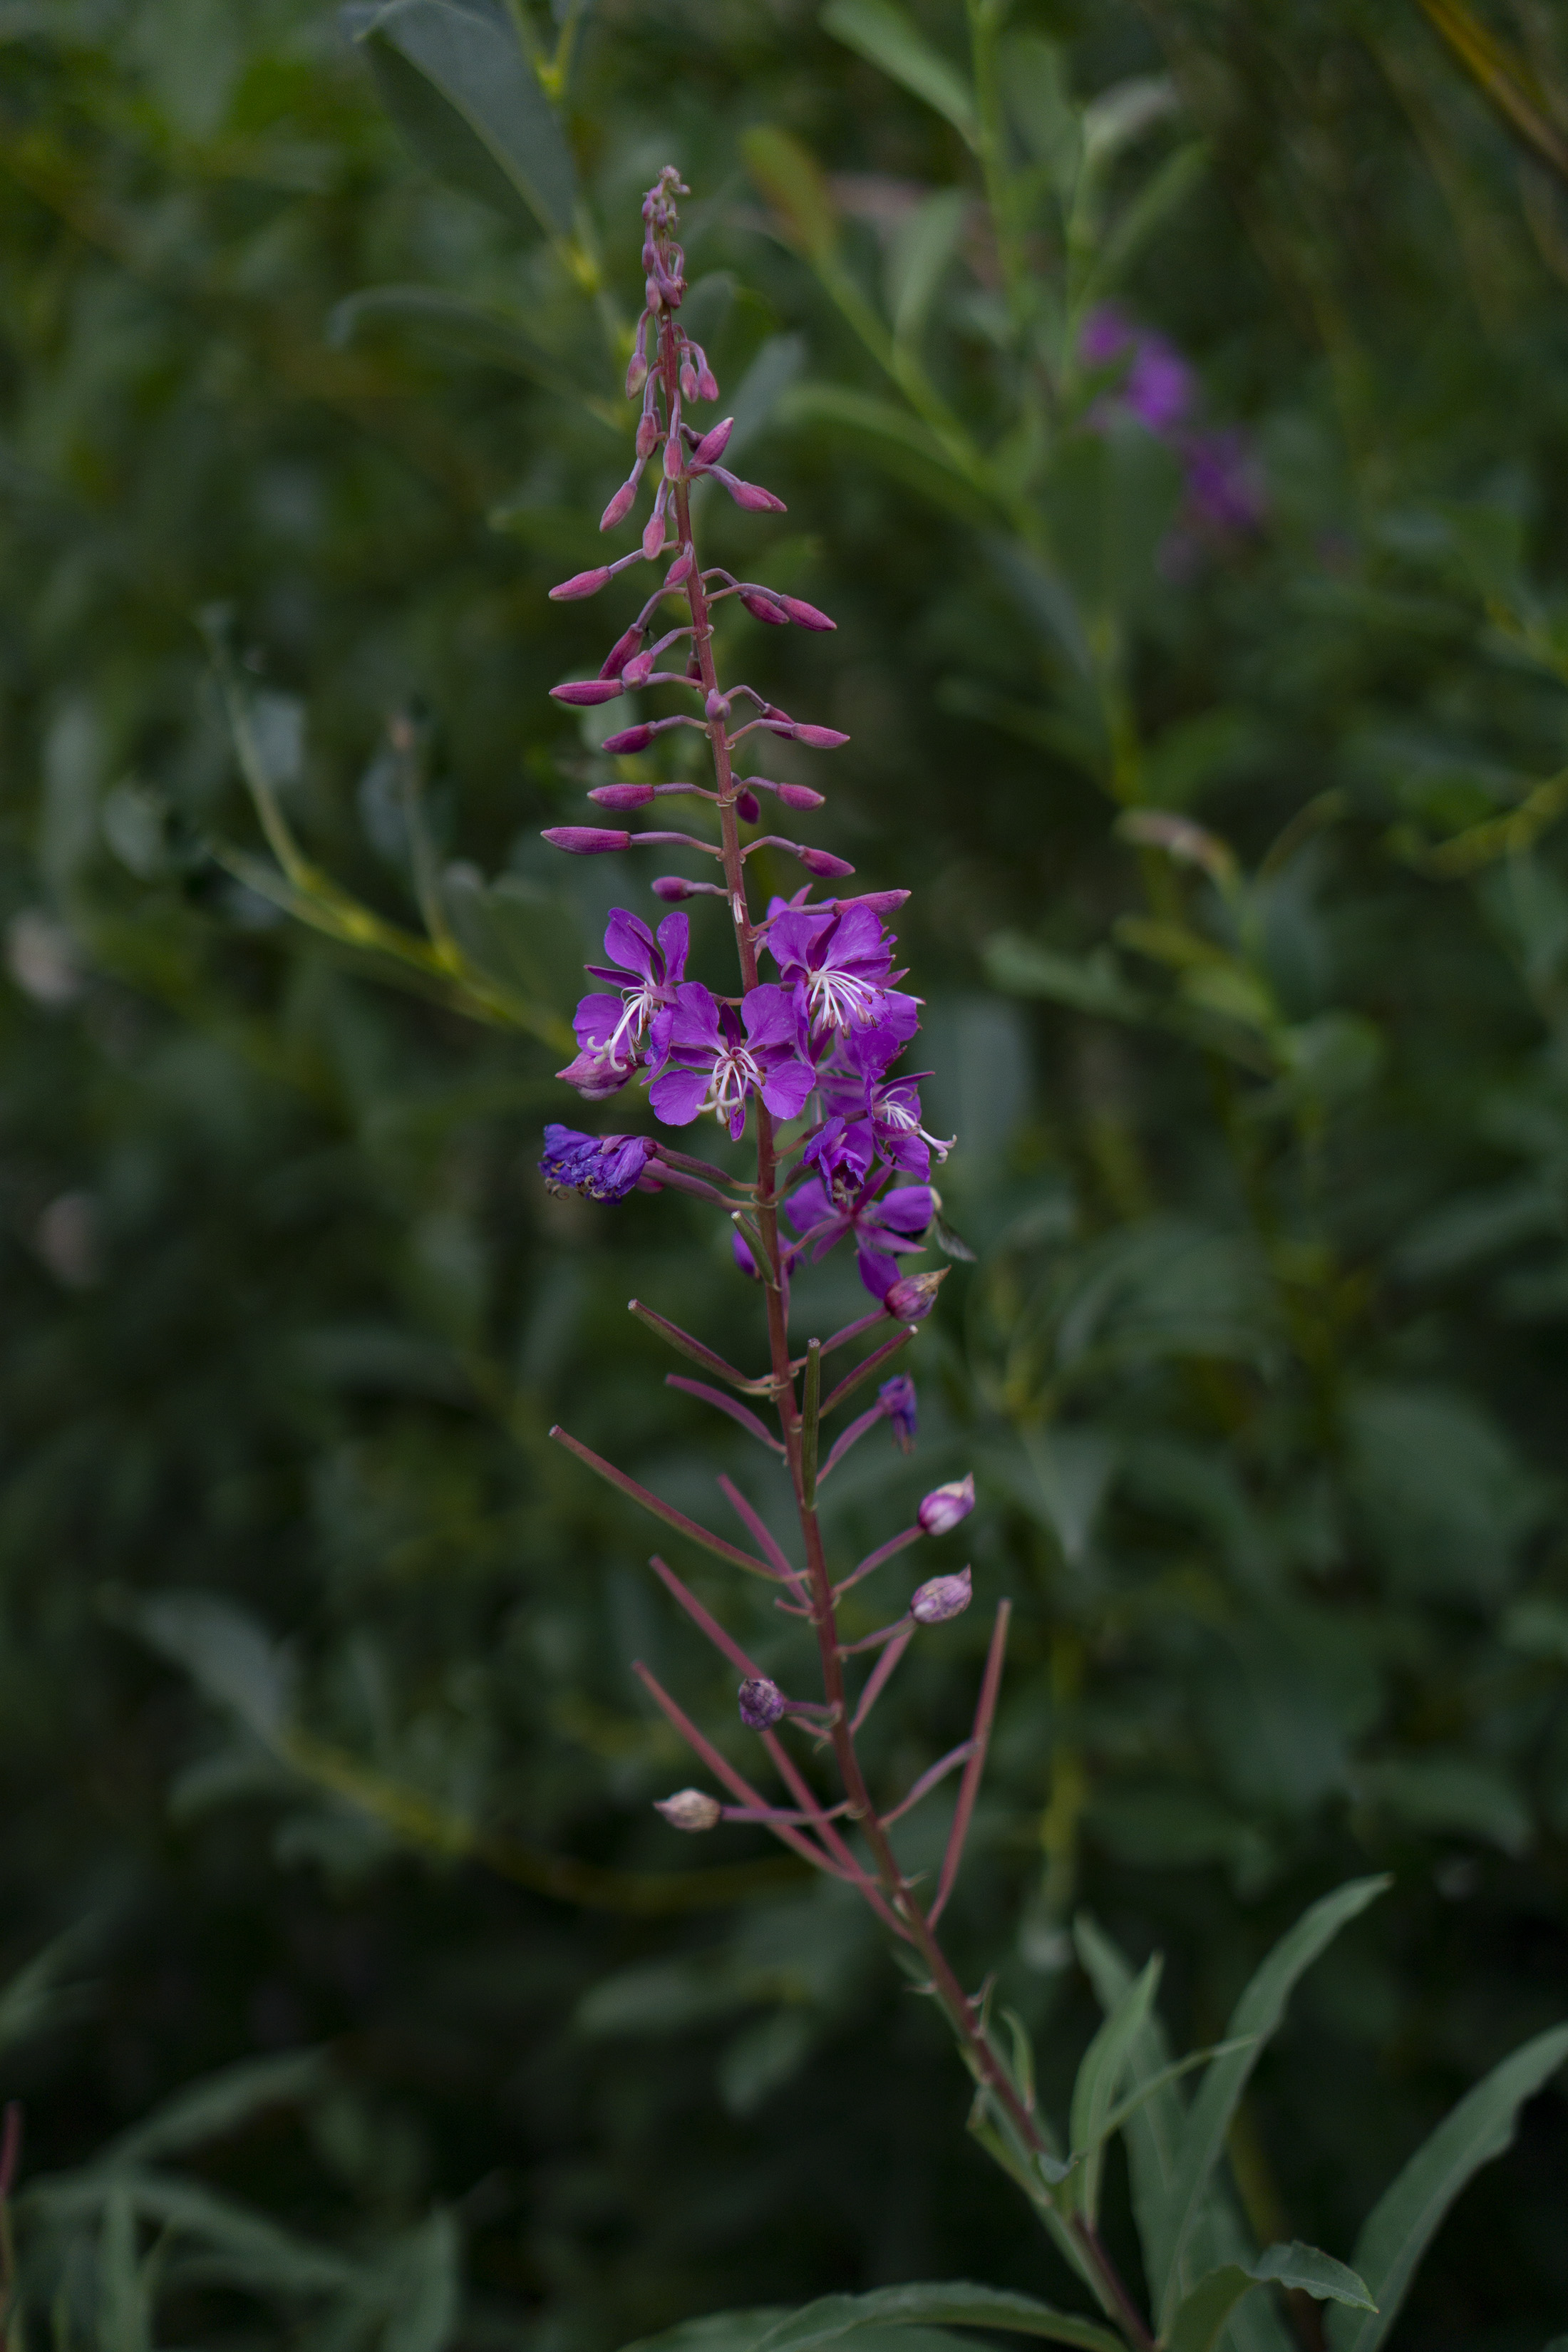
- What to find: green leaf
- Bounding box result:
[383,2209,461,2352]
[327,284,592,401]
[887,187,969,349]
[0,1925,96,2054]
[123,1590,294,1742]
[820,0,979,148]
[754,2282,1125,2352]
[1326,2023,1568,2352]
[1156,1878,1389,2328]
[984,936,1150,1023]
[100,2050,328,2168]
[743,126,840,262]
[1167,2246,1374,2352]
[778,383,988,522]
[98,2184,152,2352]
[1068,1953,1161,2222]
[355,0,577,238]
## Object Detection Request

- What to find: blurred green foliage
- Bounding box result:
[4,0,1568,2347]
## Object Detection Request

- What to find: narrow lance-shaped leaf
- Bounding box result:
[820,0,981,150]
[746,2279,1126,2352]
[1067,1954,1161,2224]
[1326,2021,1568,2352]
[1167,2246,1375,2352]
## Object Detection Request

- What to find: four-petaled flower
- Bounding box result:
[818,1024,951,1180]
[783,1173,934,1299]
[765,904,916,1041]
[649,983,815,1140]
[559,909,688,1100]
[540,1126,658,1202]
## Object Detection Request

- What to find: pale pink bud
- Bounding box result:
[621,649,657,688]
[918,1475,975,1537]
[696,362,719,402]
[713,468,787,513]
[599,624,645,680]
[795,845,855,878]
[600,479,639,532]
[775,782,825,810]
[739,588,789,625]
[625,351,649,399]
[602,723,656,754]
[541,826,630,854]
[794,723,850,750]
[779,595,836,631]
[550,567,612,601]
[664,546,695,588]
[589,783,656,810]
[651,875,708,901]
[550,679,623,706]
[911,1567,972,1626]
[636,412,660,460]
[680,352,698,401]
[704,688,729,722]
[641,505,666,561]
[655,1788,721,1832]
[664,433,684,481]
[692,418,735,468]
[885,1269,947,1323]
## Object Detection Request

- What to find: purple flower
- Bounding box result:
[765,904,912,1040]
[1080,304,1193,434]
[784,1173,934,1299]
[911,1566,972,1624]
[880,1373,918,1453]
[738,1675,785,1730]
[559,909,689,1100]
[1181,428,1267,536]
[818,1027,952,1180]
[649,982,816,1140]
[539,1125,657,1202]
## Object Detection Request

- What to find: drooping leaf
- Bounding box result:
[1166,2245,1374,2352]
[1326,2023,1568,2352]
[354,0,577,237]
[1155,1878,1388,2328]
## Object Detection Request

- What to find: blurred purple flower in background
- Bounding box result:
[1079,303,1266,559]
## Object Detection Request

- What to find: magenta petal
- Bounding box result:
[741,983,801,1051]
[877,1185,936,1237]
[667,981,723,1051]
[656,910,690,981]
[760,1056,816,1123]
[649,1067,709,1126]
[603,908,659,981]
[856,1245,899,1299]
[573,993,624,1049]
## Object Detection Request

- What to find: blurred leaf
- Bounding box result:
[820,0,979,150]
[743,127,840,262]
[1355,1755,1531,1854]
[1166,2244,1373,2352]
[100,2051,329,2169]
[123,1591,294,1742]
[887,189,970,349]
[754,2282,1125,2352]
[383,2209,461,2352]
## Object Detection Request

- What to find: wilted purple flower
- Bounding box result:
[784,1173,933,1300]
[880,1373,918,1453]
[738,1675,785,1729]
[649,982,815,1140]
[911,1566,972,1625]
[654,1788,721,1831]
[539,1126,657,1202]
[918,1475,975,1536]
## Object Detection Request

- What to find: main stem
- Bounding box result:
[659,317,1153,2352]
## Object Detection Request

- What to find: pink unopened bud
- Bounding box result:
[714,469,787,514]
[655,1788,721,1832]
[739,588,790,626]
[795,724,850,751]
[911,1567,972,1626]
[885,1269,948,1323]
[589,783,657,810]
[780,595,836,631]
[795,845,855,879]
[664,433,684,481]
[738,1676,786,1731]
[636,411,661,460]
[602,723,656,755]
[550,567,612,601]
[664,546,695,588]
[696,363,719,402]
[550,678,624,706]
[621,651,657,689]
[692,418,735,468]
[651,875,705,901]
[735,789,760,825]
[918,1475,975,1537]
[541,826,630,855]
[775,782,825,810]
[704,688,730,722]
[599,624,646,680]
[601,478,639,532]
[641,505,667,561]
[626,352,649,398]
[680,353,698,402]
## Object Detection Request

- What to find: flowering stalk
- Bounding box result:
[539,170,1152,2352]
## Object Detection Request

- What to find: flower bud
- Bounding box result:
[600,478,639,532]
[642,505,667,561]
[550,567,612,601]
[739,587,789,626]
[680,353,698,402]
[704,688,729,722]
[911,1566,973,1626]
[738,1675,786,1731]
[696,362,720,402]
[664,546,695,588]
[692,418,735,469]
[886,1268,947,1323]
[621,649,657,688]
[542,826,631,855]
[794,724,851,751]
[599,624,646,680]
[779,596,836,631]
[735,789,760,825]
[715,470,787,514]
[625,351,649,399]
[655,1788,722,1832]
[775,782,825,810]
[550,678,624,706]
[602,723,656,755]
[636,411,661,461]
[918,1474,975,1536]
[795,845,855,879]
[589,783,656,810]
